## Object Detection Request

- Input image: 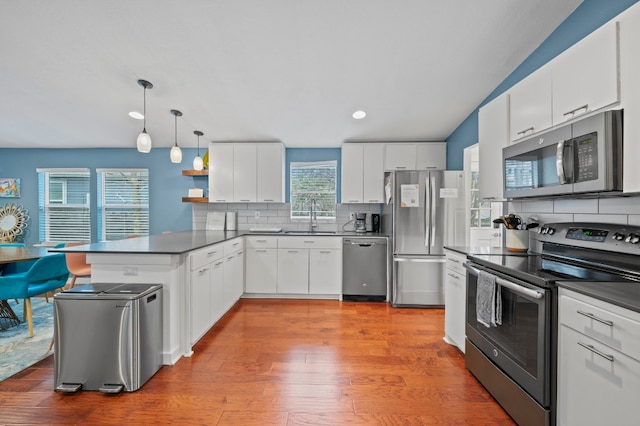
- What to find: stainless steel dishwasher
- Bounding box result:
[342,237,388,301]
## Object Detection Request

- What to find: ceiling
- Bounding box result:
[0,0,582,149]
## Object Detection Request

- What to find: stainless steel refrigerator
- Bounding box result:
[385,171,446,307]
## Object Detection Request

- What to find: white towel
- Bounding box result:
[476,271,501,328]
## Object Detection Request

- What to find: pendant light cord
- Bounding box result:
[143,86,147,131]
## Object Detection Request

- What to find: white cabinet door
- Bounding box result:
[277,249,309,294]
[444,250,466,353]
[245,249,278,293]
[362,143,385,203]
[234,249,244,300]
[552,21,619,125]
[478,92,509,201]
[619,4,640,193]
[233,144,257,202]
[509,64,552,142]
[341,143,364,203]
[209,258,225,324]
[257,143,284,202]
[190,264,211,344]
[223,253,238,310]
[309,249,341,295]
[384,144,416,170]
[208,143,234,202]
[416,143,446,170]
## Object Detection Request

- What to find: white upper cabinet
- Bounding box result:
[209,142,284,203]
[384,144,416,170]
[342,143,384,204]
[416,142,446,170]
[257,143,285,202]
[233,144,257,202]
[384,143,446,171]
[341,143,365,203]
[362,143,385,203]
[208,143,234,202]
[551,20,619,125]
[509,64,552,143]
[478,92,509,201]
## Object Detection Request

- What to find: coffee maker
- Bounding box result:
[354,212,367,233]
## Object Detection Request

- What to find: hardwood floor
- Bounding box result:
[0,299,515,425]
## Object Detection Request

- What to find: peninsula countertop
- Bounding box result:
[444,246,533,256]
[51,230,389,255]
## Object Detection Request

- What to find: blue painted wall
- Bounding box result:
[445,0,640,170]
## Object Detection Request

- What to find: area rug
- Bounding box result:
[0,297,54,382]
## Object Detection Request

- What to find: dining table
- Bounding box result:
[0,246,53,329]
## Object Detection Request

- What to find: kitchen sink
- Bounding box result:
[284,231,337,235]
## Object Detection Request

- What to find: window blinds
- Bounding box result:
[290,161,337,219]
[97,169,149,241]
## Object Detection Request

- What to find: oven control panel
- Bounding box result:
[565,227,608,242]
[538,222,640,254]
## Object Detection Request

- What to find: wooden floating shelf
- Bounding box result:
[182,170,209,176]
[182,197,209,203]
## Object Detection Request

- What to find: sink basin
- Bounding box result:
[284,231,337,235]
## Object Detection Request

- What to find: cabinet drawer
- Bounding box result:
[245,236,278,249]
[445,253,466,275]
[190,244,224,270]
[224,238,244,255]
[278,236,341,249]
[560,292,640,360]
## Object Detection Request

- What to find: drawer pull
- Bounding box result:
[303,240,315,244]
[516,126,535,136]
[288,250,299,253]
[577,341,614,362]
[577,310,613,327]
[256,239,267,242]
[214,261,224,266]
[563,104,589,117]
[449,258,461,264]
[319,250,331,254]
[207,250,218,256]
[447,272,460,280]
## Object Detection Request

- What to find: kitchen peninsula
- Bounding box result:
[55,231,246,365]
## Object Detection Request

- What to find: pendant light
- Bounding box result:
[169,109,183,163]
[136,79,153,153]
[193,130,204,170]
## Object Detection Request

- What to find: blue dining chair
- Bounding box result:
[0,243,26,247]
[0,254,69,337]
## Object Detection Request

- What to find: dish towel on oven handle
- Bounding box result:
[476,270,502,327]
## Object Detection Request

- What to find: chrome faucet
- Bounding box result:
[309,197,318,231]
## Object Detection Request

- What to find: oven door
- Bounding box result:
[465,261,552,406]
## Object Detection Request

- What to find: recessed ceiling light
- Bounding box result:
[128,111,144,120]
[352,110,366,120]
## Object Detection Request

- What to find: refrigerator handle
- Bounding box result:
[430,175,437,248]
[424,176,430,248]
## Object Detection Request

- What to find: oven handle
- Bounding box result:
[464,262,544,300]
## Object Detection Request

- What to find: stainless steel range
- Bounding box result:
[464,222,640,426]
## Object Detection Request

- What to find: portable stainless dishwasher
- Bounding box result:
[53,283,162,393]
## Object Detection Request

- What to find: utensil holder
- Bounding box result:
[506,229,529,252]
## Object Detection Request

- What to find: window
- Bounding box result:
[290,160,337,220]
[469,170,493,228]
[37,168,91,243]
[97,169,149,241]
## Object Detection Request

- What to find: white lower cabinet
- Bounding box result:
[309,248,342,295]
[557,289,640,426]
[189,243,225,345]
[223,239,244,311]
[277,248,309,293]
[245,237,278,294]
[443,250,466,353]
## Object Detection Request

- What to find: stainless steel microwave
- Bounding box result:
[503,109,623,199]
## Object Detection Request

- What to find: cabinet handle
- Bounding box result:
[303,240,315,244]
[207,250,218,256]
[395,166,407,169]
[214,261,224,266]
[422,166,437,169]
[449,258,461,264]
[262,199,274,202]
[256,249,267,253]
[214,200,227,202]
[577,310,614,327]
[233,242,240,246]
[447,272,460,280]
[288,250,299,253]
[256,239,267,242]
[563,104,588,117]
[368,199,380,203]
[227,255,235,260]
[577,341,614,362]
[319,250,331,254]
[349,200,360,203]
[199,267,209,274]
[516,126,535,136]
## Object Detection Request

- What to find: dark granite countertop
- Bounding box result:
[444,246,533,256]
[557,280,640,314]
[52,230,388,255]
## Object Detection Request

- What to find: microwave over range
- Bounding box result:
[503,109,623,199]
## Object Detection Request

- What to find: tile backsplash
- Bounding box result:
[192,203,383,232]
[508,194,640,226]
